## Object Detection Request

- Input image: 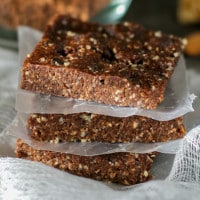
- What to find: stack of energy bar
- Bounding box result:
[15,15,186,185]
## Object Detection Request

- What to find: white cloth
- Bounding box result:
[0,158,199,200]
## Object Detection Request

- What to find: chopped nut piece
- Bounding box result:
[36,117,41,123]
[39,57,46,62]
[86,45,91,50]
[66,31,76,37]
[152,55,159,60]
[48,43,54,47]
[80,131,86,137]
[41,117,47,122]
[133,122,138,129]
[154,31,162,37]
[25,71,29,76]
[173,52,180,57]
[143,170,149,177]
[64,60,70,67]
[123,22,130,27]
[81,139,87,142]
[151,85,156,91]
[113,48,117,54]
[78,164,83,170]
[54,61,60,66]
[129,33,135,39]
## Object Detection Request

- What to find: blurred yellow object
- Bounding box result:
[177,0,200,24]
[185,32,200,56]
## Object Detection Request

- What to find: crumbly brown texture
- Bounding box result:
[0,0,110,31]
[20,15,186,109]
[16,139,156,185]
[28,113,186,143]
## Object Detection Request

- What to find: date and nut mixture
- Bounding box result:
[21,15,186,109]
